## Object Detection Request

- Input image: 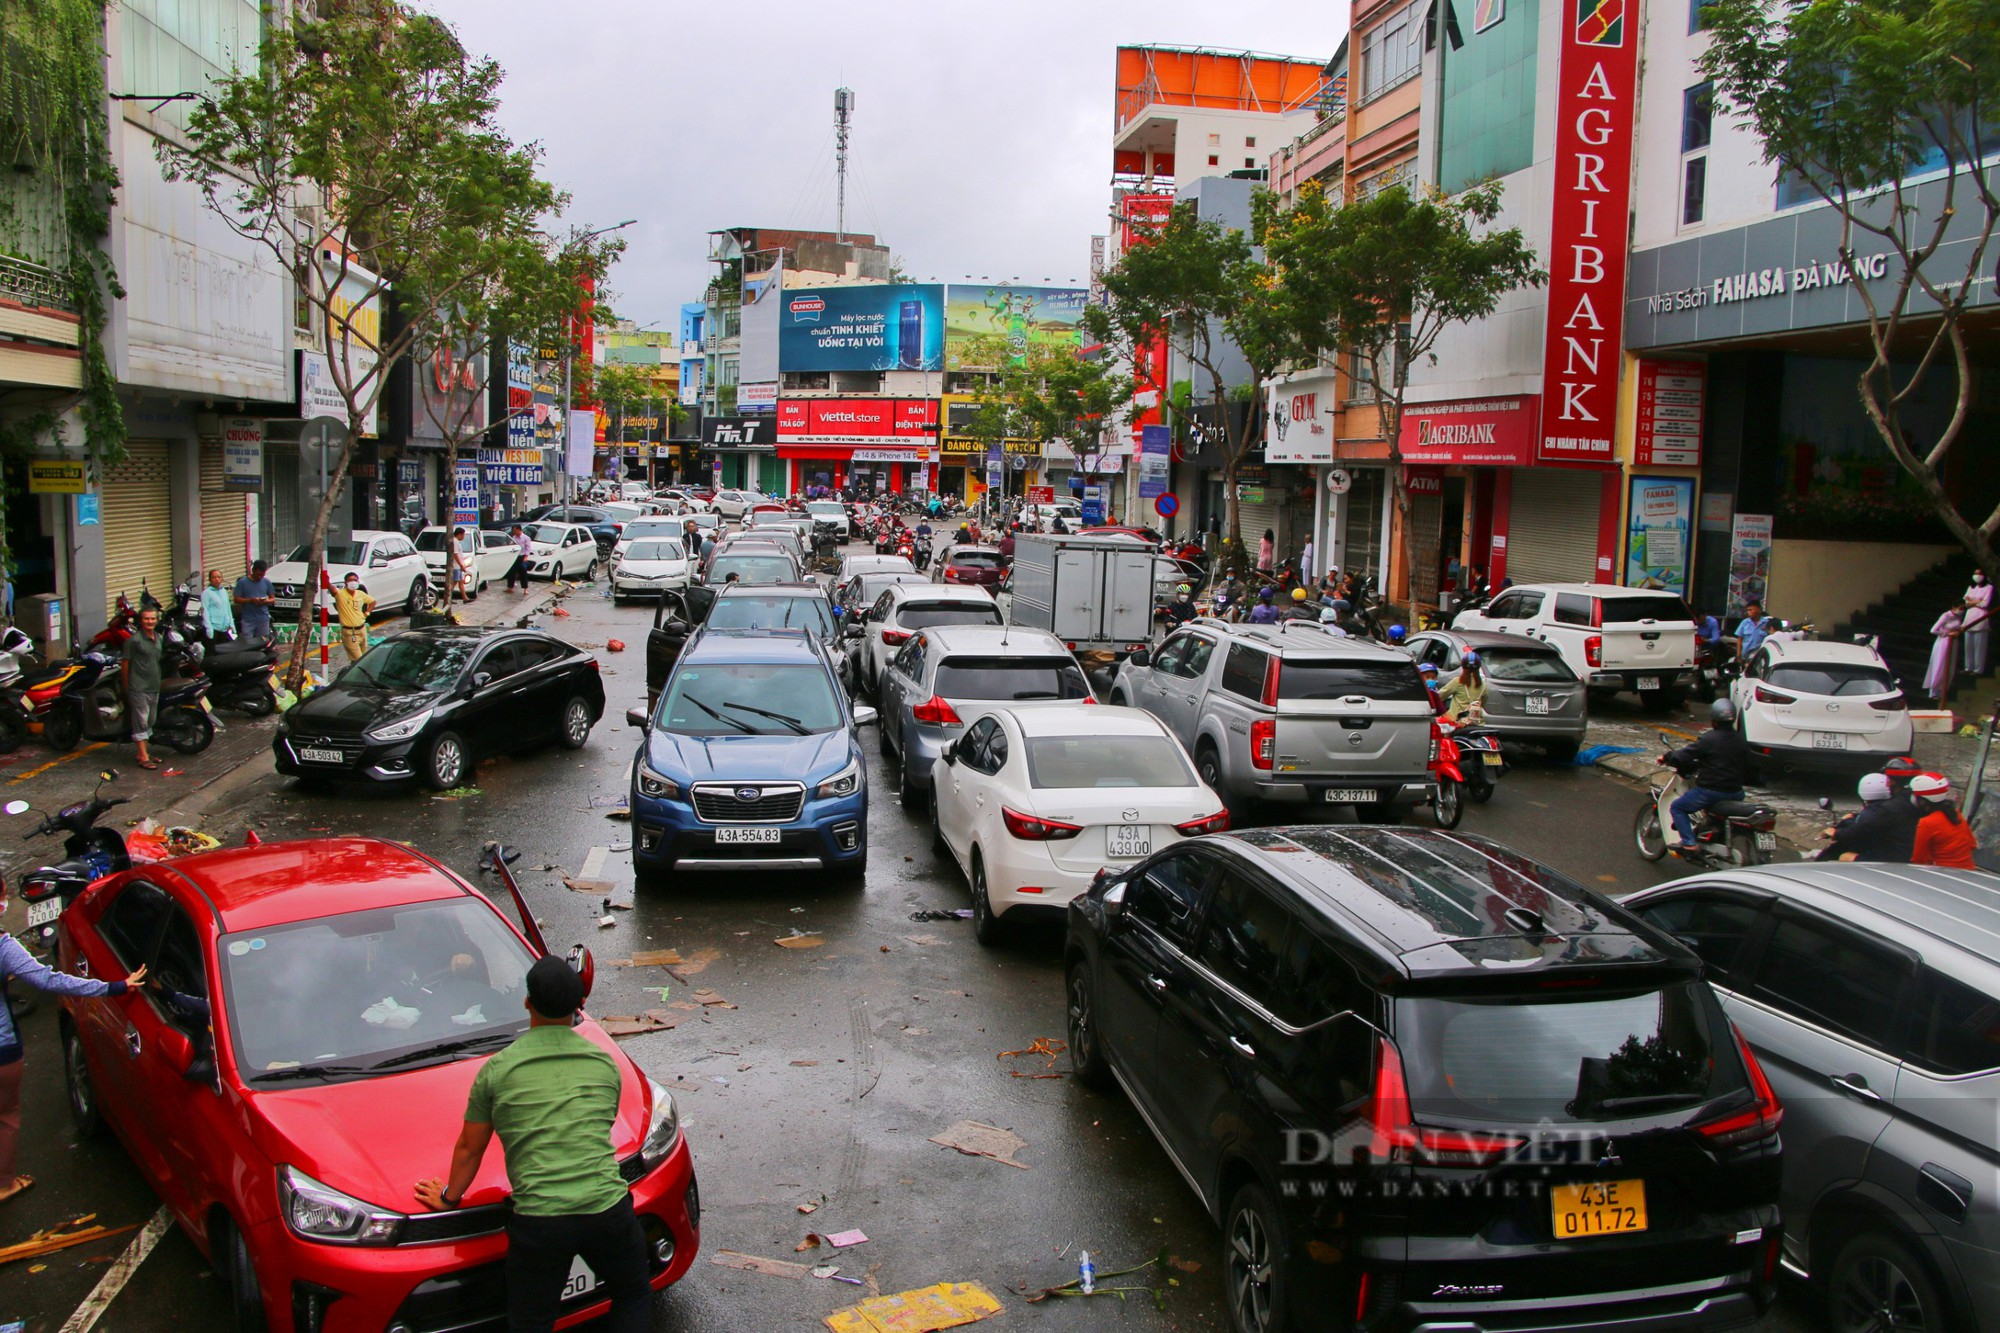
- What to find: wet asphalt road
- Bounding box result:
[5,576,1824,1333]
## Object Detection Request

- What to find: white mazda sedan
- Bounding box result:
[929,702,1228,944]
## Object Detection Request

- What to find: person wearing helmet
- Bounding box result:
[1387,624,1407,645]
[1439,650,1487,724]
[1817,771,1920,862]
[1291,586,1309,602]
[1249,586,1280,625]
[1416,662,1447,715]
[1163,582,1197,627]
[1661,698,1758,854]
[1910,773,1979,868]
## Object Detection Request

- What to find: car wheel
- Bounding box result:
[61,1019,102,1139]
[831,851,867,885]
[160,707,215,754]
[423,731,468,791]
[1829,1230,1950,1333]
[43,701,82,753]
[558,696,593,750]
[1223,1182,1291,1333]
[1433,777,1464,829]
[218,1215,268,1332]
[634,859,674,892]
[1065,959,1112,1090]
[584,559,598,580]
[1196,743,1245,823]
[1634,803,1669,861]
[1109,690,1129,706]
[406,578,432,617]
[898,744,927,810]
[970,851,1002,945]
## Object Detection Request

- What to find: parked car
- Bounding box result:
[1624,862,2000,1333]
[744,507,814,542]
[1109,619,1436,822]
[707,526,806,568]
[415,526,517,598]
[804,499,851,540]
[703,547,803,587]
[937,545,1007,588]
[843,583,1000,697]
[1067,826,1783,1333]
[878,623,1091,809]
[699,582,838,641]
[521,504,621,551]
[1729,636,1914,771]
[1452,583,1696,710]
[626,629,875,884]
[613,516,691,558]
[619,479,652,500]
[707,488,765,520]
[829,570,931,625]
[36,835,697,1331]
[656,487,712,514]
[1404,628,1589,761]
[274,627,602,789]
[1024,500,1082,532]
[835,553,917,585]
[931,703,1226,942]
[610,538,694,603]
[521,521,600,581]
[267,530,433,618]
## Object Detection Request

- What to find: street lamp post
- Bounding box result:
[560,219,637,506]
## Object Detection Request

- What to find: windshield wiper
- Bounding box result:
[371,1030,518,1070]
[683,696,754,733]
[250,1062,375,1083]
[721,701,810,734]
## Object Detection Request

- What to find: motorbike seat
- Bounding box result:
[1709,799,1770,819]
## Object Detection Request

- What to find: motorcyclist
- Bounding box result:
[1387,624,1407,648]
[1278,586,1316,621]
[1816,772,1920,862]
[1163,584,1197,627]
[1417,662,1448,715]
[1662,699,1758,855]
[1438,651,1488,724]
[1248,587,1280,625]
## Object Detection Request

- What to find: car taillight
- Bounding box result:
[1869,694,1907,711]
[1262,656,1281,706]
[1363,1037,1523,1167]
[1695,1024,1784,1149]
[1001,807,1082,841]
[1753,685,1794,705]
[1584,635,1602,668]
[1250,718,1276,770]
[881,629,912,646]
[1173,810,1231,836]
[1590,597,1604,628]
[1429,720,1441,764]
[910,695,962,726]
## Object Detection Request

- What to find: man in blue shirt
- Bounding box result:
[1732,600,1773,657]
[234,561,276,640]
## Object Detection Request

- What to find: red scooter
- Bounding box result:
[1429,719,1468,828]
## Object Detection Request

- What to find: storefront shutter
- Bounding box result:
[101,440,176,611]
[1506,468,1602,585]
[199,442,249,581]
[261,448,300,561]
[1337,468,1387,584]
[1408,492,1443,605]
[1233,499,1284,569]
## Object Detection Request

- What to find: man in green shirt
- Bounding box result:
[415,956,648,1332]
[120,606,164,770]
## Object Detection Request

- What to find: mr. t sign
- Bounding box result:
[1538,0,1639,463]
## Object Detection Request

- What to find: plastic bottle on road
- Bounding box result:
[1078,1251,1095,1295]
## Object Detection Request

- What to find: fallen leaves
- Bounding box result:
[997,1037,1067,1078]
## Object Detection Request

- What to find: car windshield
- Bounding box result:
[899,601,1001,631]
[412,531,452,553]
[935,656,1091,701]
[1602,594,1692,625]
[710,555,795,584]
[1394,984,1737,1126]
[601,503,643,521]
[222,898,535,1082]
[806,502,845,516]
[1768,662,1898,696]
[624,540,684,562]
[344,637,475,692]
[1479,648,1578,683]
[525,523,570,545]
[1278,660,1430,703]
[1026,735,1194,788]
[661,663,844,735]
[622,522,683,543]
[707,595,835,635]
[951,551,1006,569]
[288,543,367,566]
[748,511,793,526]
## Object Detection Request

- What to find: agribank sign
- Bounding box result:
[1537,0,1639,464]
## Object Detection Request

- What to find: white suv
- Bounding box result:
[1731,636,1914,771]
[1452,582,1695,710]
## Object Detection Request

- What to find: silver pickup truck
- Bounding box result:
[1107,618,1437,820]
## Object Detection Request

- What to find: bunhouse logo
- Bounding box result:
[789,296,827,323]
[1576,0,1624,45]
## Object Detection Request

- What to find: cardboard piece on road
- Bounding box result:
[614,949,685,967]
[690,988,735,1008]
[928,1120,1029,1169]
[710,1250,810,1280]
[775,933,825,949]
[599,1010,678,1037]
[826,1229,868,1248]
[564,877,615,895]
[824,1280,1004,1332]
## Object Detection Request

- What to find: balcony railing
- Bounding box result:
[0,253,72,313]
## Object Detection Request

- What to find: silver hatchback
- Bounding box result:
[1405,628,1587,762]
[1624,864,2000,1333]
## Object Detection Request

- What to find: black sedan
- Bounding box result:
[273,627,604,789]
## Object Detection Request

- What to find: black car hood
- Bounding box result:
[290,681,441,736]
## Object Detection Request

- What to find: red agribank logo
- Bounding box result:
[1538,0,1638,462]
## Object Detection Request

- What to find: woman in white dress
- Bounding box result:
[1962,570,1992,676]
[1925,602,1966,703]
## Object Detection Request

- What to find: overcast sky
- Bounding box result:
[422,1,1344,329]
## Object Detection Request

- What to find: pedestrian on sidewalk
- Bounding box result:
[1963,569,1993,676]
[0,906,144,1205]
[448,527,475,602]
[416,956,649,1333]
[506,525,533,592]
[201,568,236,641]
[1909,772,1980,868]
[1924,601,1966,704]
[121,606,164,770]
[334,573,377,666]
[234,560,276,640]
[1257,528,1275,575]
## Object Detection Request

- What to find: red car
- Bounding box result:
[40,837,698,1332]
[938,545,1007,587]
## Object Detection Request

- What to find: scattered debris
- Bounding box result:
[929,1120,1030,1170]
[564,877,616,895]
[825,1280,1004,1332]
[690,988,735,1008]
[597,914,617,929]
[589,795,627,808]
[600,1011,678,1037]
[797,1233,822,1251]
[998,1038,1067,1078]
[0,1216,139,1267]
[605,807,631,821]
[431,785,482,801]
[901,1027,930,1037]
[775,932,825,949]
[797,1201,820,1215]
[827,1229,868,1248]
[813,1264,864,1284]
[790,1059,819,1067]
[902,934,941,947]
[710,1250,809,1280]
[615,950,685,967]
[908,909,974,923]
[606,639,626,652]
[1020,1249,1189,1304]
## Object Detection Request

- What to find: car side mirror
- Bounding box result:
[1102,880,1128,918]
[1818,796,1834,811]
[1129,648,1151,667]
[569,944,595,1002]
[626,707,650,730]
[853,704,880,727]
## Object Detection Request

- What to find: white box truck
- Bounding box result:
[1008,533,1157,655]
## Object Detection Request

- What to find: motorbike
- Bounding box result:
[1634,735,1779,867]
[809,520,844,574]
[86,587,164,653]
[38,650,216,754]
[0,625,40,753]
[1691,637,1739,703]
[1439,717,1507,803]
[1429,719,1468,829]
[12,769,132,964]
[180,633,279,716]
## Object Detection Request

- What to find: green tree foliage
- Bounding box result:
[160,3,562,684]
[966,347,1132,505]
[1700,0,2000,570]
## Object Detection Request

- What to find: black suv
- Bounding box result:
[1064,826,1783,1333]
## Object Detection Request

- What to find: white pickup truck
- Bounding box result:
[1451,582,1696,710]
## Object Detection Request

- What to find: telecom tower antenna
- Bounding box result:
[834,87,855,242]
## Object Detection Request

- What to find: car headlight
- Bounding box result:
[639,1078,682,1171]
[637,762,680,799]
[366,708,433,743]
[279,1165,405,1244]
[815,760,861,800]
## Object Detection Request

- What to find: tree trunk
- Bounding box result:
[1381,391,1414,616]
[284,422,358,692]
[444,439,462,615]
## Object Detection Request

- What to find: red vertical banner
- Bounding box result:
[1537,0,1639,464]
[1119,194,1178,451]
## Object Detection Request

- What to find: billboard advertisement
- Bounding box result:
[776,398,939,443]
[944,285,1090,372]
[1624,476,1694,598]
[778,284,944,372]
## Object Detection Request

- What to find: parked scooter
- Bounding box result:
[38,651,216,754]
[1634,733,1778,867]
[0,626,40,753]
[12,769,132,961]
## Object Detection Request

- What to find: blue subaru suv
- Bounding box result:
[626,629,875,884]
